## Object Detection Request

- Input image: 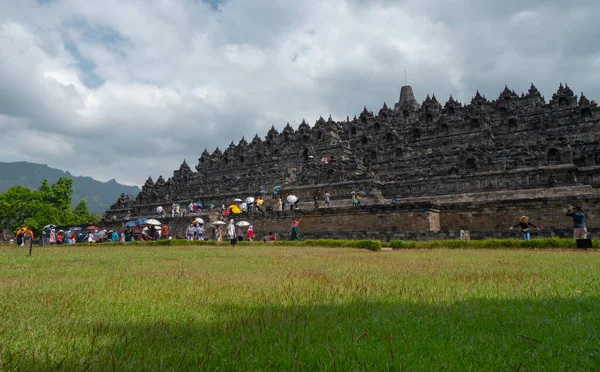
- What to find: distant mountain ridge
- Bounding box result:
[0,161,140,213]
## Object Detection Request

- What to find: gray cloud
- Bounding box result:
[0,0,599,185]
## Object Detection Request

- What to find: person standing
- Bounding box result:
[228,219,237,247]
[161,224,169,240]
[509,216,539,240]
[290,220,300,241]
[247,225,254,241]
[566,205,587,239]
[324,191,331,208]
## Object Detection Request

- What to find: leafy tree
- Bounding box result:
[0,177,92,236]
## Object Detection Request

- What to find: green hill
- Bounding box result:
[0,161,140,213]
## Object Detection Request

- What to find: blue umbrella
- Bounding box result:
[195,202,203,207]
[70,227,82,231]
[274,185,281,190]
[124,221,136,227]
[135,218,148,226]
[259,190,267,194]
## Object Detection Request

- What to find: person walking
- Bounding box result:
[566,205,587,239]
[228,219,237,247]
[247,225,254,241]
[290,220,300,241]
[509,216,539,240]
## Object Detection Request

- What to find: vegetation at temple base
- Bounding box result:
[0,177,96,235]
[0,244,598,370]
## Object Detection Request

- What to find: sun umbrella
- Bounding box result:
[240,202,247,211]
[43,224,56,229]
[259,190,267,194]
[212,221,226,225]
[236,221,251,227]
[194,218,205,224]
[358,190,367,196]
[70,227,82,231]
[228,205,242,214]
[246,197,255,204]
[86,225,99,230]
[124,221,136,227]
[233,198,243,203]
[208,203,214,208]
[195,202,203,207]
[287,195,298,203]
[144,219,162,226]
[135,218,148,226]
[16,227,34,237]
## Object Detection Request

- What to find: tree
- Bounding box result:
[0,177,91,235]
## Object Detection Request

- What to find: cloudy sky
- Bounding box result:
[1,0,599,186]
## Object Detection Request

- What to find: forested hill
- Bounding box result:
[0,162,140,213]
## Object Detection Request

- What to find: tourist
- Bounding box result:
[171,203,177,218]
[324,191,331,208]
[290,220,300,241]
[188,202,195,216]
[351,191,356,206]
[313,192,319,209]
[111,230,119,242]
[87,232,94,243]
[268,231,276,241]
[156,205,165,218]
[215,226,223,241]
[237,228,243,242]
[161,224,169,239]
[566,205,587,239]
[42,227,47,246]
[228,219,237,247]
[256,196,264,212]
[391,196,398,205]
[197,223,205,240]
[56,231,63,245]
[186,223,195,240]
[355,193,362,207]
[509,216,539,240]
[277,197,283,212]
[49,229,56,244]
[247,225,254,241]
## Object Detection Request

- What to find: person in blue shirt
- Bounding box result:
[391,196,398,205]
[110,230,119,242]
[566,205,587,239]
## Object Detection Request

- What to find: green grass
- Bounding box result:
[0,244,598,370]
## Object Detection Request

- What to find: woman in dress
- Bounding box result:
[247,225,254,241]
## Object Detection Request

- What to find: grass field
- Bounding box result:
[0,244,598,370]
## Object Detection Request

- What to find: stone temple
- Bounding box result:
[105,83,600,240]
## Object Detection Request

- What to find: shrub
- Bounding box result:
[390,238,589,249]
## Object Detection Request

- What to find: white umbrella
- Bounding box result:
[144,219,162,226]
[240,202,247,211]
[246,197,255,204]
[44,224,56,229]
[233,198,243,203]
[212,221,226,225]
[194,218,205,224]
[287,195,298,203]
[236,221,251,227]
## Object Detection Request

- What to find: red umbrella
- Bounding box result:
[86,225,99,230]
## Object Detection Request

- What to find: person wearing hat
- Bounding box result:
[228,219,237,247]
[509,216,539,240]
[290,220,300,241]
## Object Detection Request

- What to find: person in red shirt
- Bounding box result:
[161,224,169,239]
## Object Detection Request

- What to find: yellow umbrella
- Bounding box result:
[16,228,34,238]
[228,205,242,214]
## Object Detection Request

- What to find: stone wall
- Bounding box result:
[98,191,597,242]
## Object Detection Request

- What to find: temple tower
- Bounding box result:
[394,85,420,117]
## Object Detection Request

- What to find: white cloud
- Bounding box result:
[0,0,599,186]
